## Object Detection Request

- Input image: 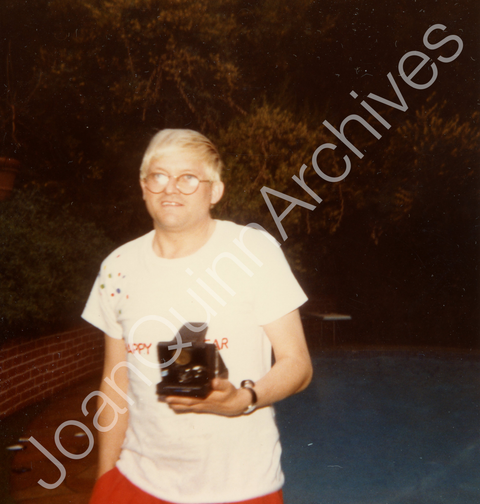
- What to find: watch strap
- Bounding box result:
[240,379,257,414]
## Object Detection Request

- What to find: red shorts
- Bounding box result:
[89,467,284,504]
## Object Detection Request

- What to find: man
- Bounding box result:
[82,129,312,504]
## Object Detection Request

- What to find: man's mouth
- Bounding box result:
[161,201,183,207]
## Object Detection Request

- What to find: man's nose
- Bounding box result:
[164,175,179,194]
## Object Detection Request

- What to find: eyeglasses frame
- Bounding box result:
[142,172,213,195]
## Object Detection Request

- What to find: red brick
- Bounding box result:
[9,373,25,387]
[42,382,54,393]
[37,363,52,374]
[0,377,12,393]
[0,396,17,414]
[10,361,30,377]
[49,359,60,369]
[40,339,54,349]
[0,393,12,407]
[42,353,55,364]
[46,345,59,355]
[63,356,75,366]
[3,385,17,398]
[22,350,38,364]
[27,364,43,378]
[3,368,18,382]
[0,359,13,372]
[0,356,15,372]
[13,400,29,413]
[51,373,65,385]
[61,349,71,358]
[9,346,22,358]
[0,387,11,400]
[45,334,56,343]
[34,374,46,386]
[46,366,60,378]
[49,383,64,395]
[29,365,45,377]
[15,380,32,396]
[43,363,55,374]
[16,342,31,355]
[46,364,57,375]
[19,390,33,403]
[29,385,43,398]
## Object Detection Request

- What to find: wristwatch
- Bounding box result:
[240,379,257,414]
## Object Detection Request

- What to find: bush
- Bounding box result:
[0,187,114,340]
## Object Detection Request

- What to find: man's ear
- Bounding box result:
[140,179,147,200]
[210,181,224,205]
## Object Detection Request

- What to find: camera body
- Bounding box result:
[156,323,228,398]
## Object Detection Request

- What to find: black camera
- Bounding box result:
[156,323,228,398]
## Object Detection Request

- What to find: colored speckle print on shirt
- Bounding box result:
[100,265,129,305]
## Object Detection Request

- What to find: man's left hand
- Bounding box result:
[160,378,251,416]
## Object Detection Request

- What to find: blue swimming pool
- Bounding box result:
[276,350,480,504]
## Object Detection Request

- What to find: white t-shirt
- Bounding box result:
[82,220,307,503]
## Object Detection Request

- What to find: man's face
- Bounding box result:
[140,151,224,234]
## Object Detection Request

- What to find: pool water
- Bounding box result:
[276,350,480,504]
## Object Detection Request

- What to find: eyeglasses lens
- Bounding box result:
[146,174,200,195]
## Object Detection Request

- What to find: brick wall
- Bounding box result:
[0,325,104,419]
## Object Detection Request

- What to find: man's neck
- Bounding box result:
[151,219,216,259]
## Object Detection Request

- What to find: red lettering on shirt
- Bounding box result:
[125,343,152,355]
[203,339,229,350]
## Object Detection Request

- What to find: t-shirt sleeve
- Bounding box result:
[81,258,124,339]
[242,228,308,326]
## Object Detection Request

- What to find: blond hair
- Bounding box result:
[139,129,223,182]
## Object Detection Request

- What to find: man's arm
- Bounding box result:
[96,334,130,478]
[164,309,312,415]
[246,308,313,406]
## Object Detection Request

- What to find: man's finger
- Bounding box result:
[210,378,229,391]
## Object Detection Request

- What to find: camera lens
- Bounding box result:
[178,365,208,384]
[176,348,192,366]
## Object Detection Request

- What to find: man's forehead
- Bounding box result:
[148,154,205,173]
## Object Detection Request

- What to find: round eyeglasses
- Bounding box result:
[143,173,212,195]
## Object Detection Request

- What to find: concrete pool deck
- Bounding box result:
[1,347,479,504]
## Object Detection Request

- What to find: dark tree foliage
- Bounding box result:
[0,188,114,340]
[1,0,478,346]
